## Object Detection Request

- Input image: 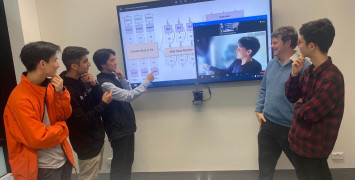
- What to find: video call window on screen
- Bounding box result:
[194,15,268,82]
[116,0,272,87]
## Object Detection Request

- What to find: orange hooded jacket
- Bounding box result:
[3,73,75,180]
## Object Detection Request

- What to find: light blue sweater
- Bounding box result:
[255,56,310,127]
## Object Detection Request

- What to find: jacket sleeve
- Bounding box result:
[119,79,133,90]
[101,80,149,102]
[285,62,311,103]
[224,61,236,74]
[9,102,69,149]
[255,70,267,113]
[90,83,105,106]
[67,92,107,128]
[285,74,302,103]
[209,63,232,75]
[211,60,238,75]
[293,78,343,123]
[250,61,262,74]
[54,87,72,121]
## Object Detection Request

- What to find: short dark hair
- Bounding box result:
[62,46,89,70]
[299,18,335,53]
[93,49,116,71]
[238,36,260,57]
[20,41,60,72]
[272,26,298,49]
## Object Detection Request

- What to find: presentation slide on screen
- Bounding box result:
[117,0,272,85]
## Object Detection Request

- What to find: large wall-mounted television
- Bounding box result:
[116,0,272,87]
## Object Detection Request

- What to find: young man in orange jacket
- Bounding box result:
[3,41,75,180]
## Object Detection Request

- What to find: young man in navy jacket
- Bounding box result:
[93,48,155,180]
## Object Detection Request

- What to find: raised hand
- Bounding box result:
[114,69,125,79]
[291,56,305,77]
[81,73,96,86]
[145,71,156,82]
[202,63,211,70]
[102,89,113,104]
[51,75,64,92]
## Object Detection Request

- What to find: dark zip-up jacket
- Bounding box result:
[61,71,106,160]
[97,72,137,142]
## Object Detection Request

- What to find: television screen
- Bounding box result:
[116,0,272,87]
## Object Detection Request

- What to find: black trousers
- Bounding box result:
[258,120,296,180]
[110,134,135,180]
[291,152,332,180]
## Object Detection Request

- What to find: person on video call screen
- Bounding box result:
[203,36,262,75]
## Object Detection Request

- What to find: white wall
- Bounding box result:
[17,0,41,43]
[4,0,41,83]
[5,0,355,173]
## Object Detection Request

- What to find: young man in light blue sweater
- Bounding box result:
[255,26,310,180]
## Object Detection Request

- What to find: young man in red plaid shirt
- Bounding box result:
[285,18,344,180]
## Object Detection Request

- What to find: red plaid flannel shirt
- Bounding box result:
[285,57,344,158]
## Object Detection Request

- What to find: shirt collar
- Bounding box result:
[277,51,299,66]
[310,56,332,75]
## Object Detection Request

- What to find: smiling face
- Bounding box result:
[271,36,288,59]
[43,54,60,77]
[297,35,311,57]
